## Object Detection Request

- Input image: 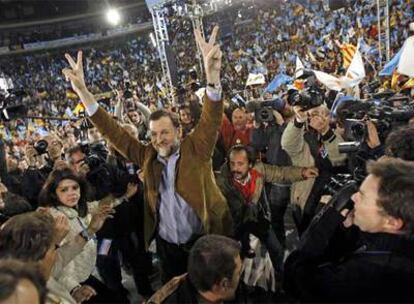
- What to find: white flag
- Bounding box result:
[245,73,265,87]
[295,56,305,78]
[313,47,365,91]
[397,36,414,77]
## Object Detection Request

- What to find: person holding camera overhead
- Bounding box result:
[281,100,347,234]
[21,134,65,208]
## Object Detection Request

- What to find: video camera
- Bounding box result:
[339,99,414,154]
[287,86,324,111]
[79,142,106,170]
[0,90,28,122]
[34,139,49,155]
[77,114,106,170]
[324,174,358,212]
[246,98,285,123]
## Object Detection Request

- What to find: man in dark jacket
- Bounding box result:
[216,144,318,271]
[146,235,242,304]
[284,158,414,302]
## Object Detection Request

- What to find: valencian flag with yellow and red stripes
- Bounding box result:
[340,44,357,69]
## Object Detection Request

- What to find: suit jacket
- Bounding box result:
[89,96,233,247]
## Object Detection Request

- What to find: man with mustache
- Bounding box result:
[216,144,318,271]
[62,26,232,282]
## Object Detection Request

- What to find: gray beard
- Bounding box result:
[157,140,180,158]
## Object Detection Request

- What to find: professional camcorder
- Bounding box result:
[324,174,358,212]
[339,99,414,154]
[287,86,324,111]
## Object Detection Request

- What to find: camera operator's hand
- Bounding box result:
[25,145,38,167]
[302,167,319,179]
[366,120,381,149]
[272,110,285,126]
[293,106,307,123]
[78,161,90,177]
[195,25,222,86]
[53,159,69,170]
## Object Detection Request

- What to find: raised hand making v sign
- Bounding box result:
[62,26,233,283]
[195,25,222,86]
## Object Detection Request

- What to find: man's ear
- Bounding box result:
[384,215,404,233]
[220,278,230,290]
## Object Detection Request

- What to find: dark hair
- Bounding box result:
[0,259,47,304]
[38,168,89,218]
[149,109,180,129]
[188,235,240,292]
[367,159,414,236]
[385,126,414,161]
[66,144,83,162]
[0,212,55,262]
[227,144,256,166]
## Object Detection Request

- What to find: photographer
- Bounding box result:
[284,159,414,302]
[114,90,151,142]
[335,99,385,178]
[250,101,293,247]
[21,134,64,208]
[281,103,347,234]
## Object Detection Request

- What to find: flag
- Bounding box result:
[391,71,403,90]
[263,73,293,93]
[235,64,243,73]
[245,73,265,87]
[295,56,305,79]
[64,107,74,118]
[340,43,357,68]
[313,70,343,91]
[73,103,85,116]
[397,36,414,77]
[379,47,403,76]
[345,48,366,80]
[402,78,414,90]
[313,48,365,91]
[66,89,78,100]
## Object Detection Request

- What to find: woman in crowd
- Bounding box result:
[38,168,128,303]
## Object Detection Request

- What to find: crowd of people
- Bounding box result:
[1,0,414,303]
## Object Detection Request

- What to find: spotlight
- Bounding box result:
[106,8,121,26]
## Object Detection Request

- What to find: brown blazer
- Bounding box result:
[89,97,233,248]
